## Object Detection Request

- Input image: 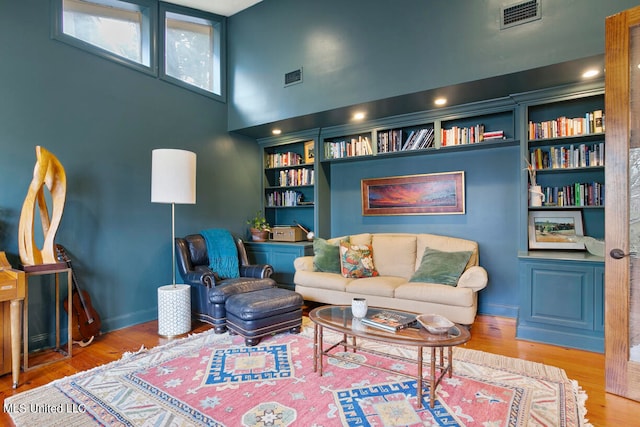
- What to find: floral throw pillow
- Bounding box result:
[339,241,379,278]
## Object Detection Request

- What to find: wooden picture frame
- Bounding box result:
[528,210,585,250]
[303,140,314,164]
[361,171,465,216]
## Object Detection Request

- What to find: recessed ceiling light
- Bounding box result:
[353,112,366,120]
[272,129,282,135]
[582,69,600,78]
[434,98,447,106]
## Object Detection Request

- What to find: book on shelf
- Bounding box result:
[360,309,417,332]
[482,130,505,140]
[528,109,605,140]
[441,124,503,146]
[324,135,373,159]
[530,142,604,170]
[539,181,604,207]
[277,168,314,187]
[266,151,303,168]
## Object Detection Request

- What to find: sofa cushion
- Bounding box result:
[313,237,343,273]
[409,247,472,286]
[294,270,353,291]
[371,234,417,278]
[395,282,475,307]
[340,241,379,278]
[346,276,406,298]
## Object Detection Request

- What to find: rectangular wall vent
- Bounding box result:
[284,68,303,87]
[501,0,541,29]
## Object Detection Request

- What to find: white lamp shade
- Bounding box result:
[151,149,197,204]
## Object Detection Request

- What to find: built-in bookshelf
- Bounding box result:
[514,83,605,353]
[525,91,605,219]
[320,101,517,163]
[259,131,319,231]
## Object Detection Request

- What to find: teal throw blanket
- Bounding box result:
[200,229,239,279]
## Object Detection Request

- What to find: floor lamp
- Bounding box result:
[151,149,196,337]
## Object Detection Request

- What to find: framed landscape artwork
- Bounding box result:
[361,171,465,216]
[528,210,585,250]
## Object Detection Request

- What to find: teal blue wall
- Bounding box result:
[328,146,520,316]
[227,0,637,131]
[0,1,262,348]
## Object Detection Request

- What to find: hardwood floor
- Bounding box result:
[1,314,638,426]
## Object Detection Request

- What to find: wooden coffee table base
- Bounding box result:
[309,306,470,410]
[313,323,455,409]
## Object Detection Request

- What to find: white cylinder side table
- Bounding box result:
[157,284,191,337]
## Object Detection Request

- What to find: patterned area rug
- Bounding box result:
[5,320,590,426]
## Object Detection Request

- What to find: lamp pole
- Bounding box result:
[171,201,176,286]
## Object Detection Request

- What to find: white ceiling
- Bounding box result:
[164,0,262,16]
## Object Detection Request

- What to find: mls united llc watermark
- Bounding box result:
[3,402,86,414]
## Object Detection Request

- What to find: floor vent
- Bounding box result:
[501,0,541,29]
[284,68,303,87]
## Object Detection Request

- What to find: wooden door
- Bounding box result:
[605,5,640,402]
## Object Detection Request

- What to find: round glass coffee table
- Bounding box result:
[309,305,471,409]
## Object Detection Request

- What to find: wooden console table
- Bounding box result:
[0,252,25,389]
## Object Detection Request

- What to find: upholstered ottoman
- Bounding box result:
[208,278,276,333]
[225,288,303,346]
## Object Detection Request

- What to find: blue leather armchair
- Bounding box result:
[175,233,275,333]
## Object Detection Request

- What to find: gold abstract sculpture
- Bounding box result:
[18,146,67,266]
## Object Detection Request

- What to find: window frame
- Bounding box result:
[51,0,227,102]
[51,0,158,76]
[159,2,226,102]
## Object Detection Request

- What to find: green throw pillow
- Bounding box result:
[409,247,472,286]
[313,238,344,273]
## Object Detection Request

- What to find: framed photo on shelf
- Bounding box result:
[303,140,314,164]
[528,210,585,250]
[361,171,465,216]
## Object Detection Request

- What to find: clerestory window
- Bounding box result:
[53,0,156,75]
[160,4,225,100]
[52,0,226,101]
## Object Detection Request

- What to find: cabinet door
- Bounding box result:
[267,248,301,290]
[522,262,594,330]
[594,265,604,333]
[245,242,312,291]
[605,5,640,402]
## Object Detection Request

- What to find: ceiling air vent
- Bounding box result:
[284,68,303,87]
[501,0,541,29]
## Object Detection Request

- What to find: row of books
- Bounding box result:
[265,151,305,168]
[277,168,314,187]
[537,182,604,207]
[528,110,604,140]
[266,190,306,207]
[377,128,435,153]
[324,136,373,159]
[530,143,605,170]
[441,125,505,146]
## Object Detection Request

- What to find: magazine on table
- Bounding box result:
[360,309,417,332]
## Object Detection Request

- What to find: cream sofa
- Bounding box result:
[293,233,488,325]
